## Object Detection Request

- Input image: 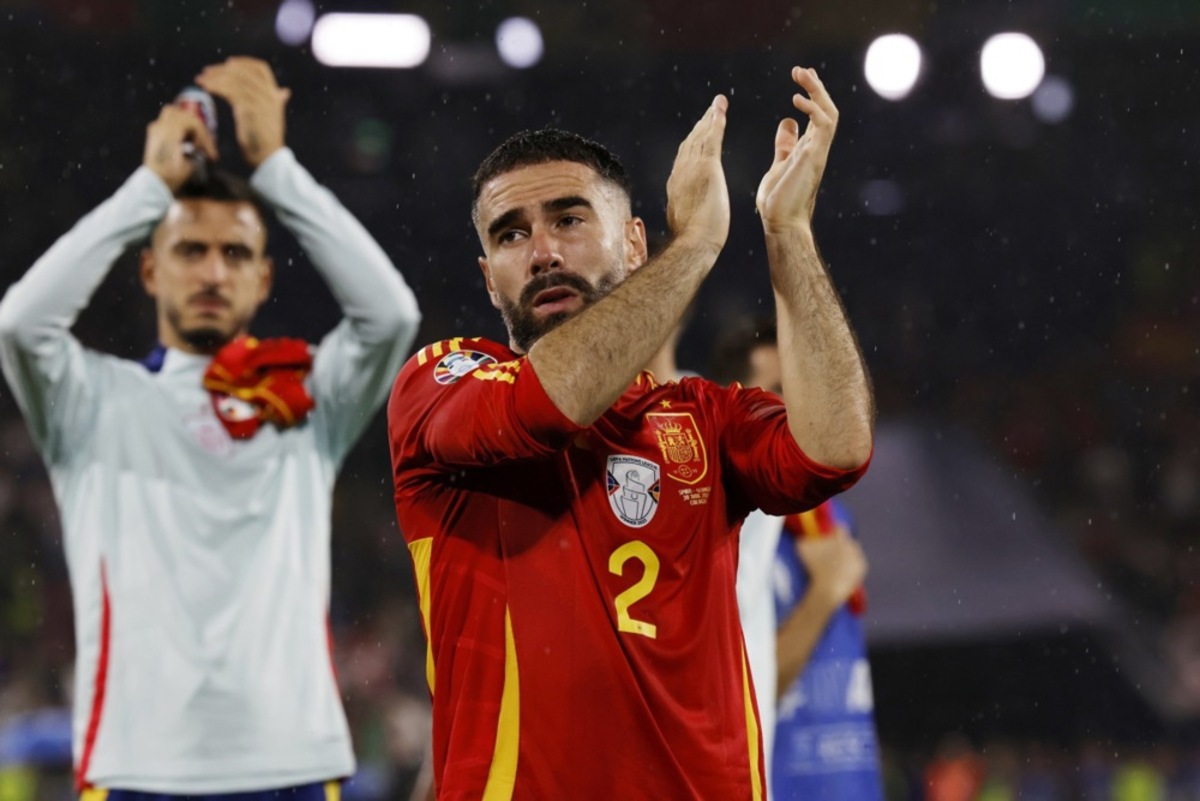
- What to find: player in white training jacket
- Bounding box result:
[0,57,420,796]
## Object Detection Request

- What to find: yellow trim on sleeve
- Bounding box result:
[80,789,109,801]
[482,607,520,801]
[323,781,342,801]
[741,645,764,801]
[408,537,436,694]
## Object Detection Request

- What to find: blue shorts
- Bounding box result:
[82,782,342,801]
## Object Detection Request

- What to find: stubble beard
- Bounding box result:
[499,269,621,353]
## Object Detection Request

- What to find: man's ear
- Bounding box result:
[139,248,158,298]
[257,256,275,306]
[478,256,502,310]
[625,217,649,274]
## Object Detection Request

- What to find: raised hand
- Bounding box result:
[665,95,731,255]
[755,67,839,235]
[143,104,218,192]
[196,56,291,168]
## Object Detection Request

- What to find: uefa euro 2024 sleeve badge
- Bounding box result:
[606,455,661,528]
[434,350,498,384]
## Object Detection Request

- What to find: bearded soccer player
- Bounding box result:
[0,58,420,794]
[388,67,873,799]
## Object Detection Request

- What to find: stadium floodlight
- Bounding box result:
[980,32,1045,100]
[275,0,315,46]
[863,34,923,101]
[496,17,543,69]
[1031,75,1075,123]
[311,13,431,69]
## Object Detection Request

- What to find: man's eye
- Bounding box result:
[559,215,582,227]
[498,230,524,244]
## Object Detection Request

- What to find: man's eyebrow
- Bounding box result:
[171,239,208,250]
[487,208,522,239]
[486,196,594,239]
[544,196,593,214]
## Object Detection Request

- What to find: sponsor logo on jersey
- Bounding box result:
[606,455,661,528]
[646,412,708,485]
[434,350,497,384]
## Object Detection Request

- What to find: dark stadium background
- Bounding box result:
[1,0,1198,797]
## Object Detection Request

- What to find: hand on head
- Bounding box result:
[756,66,839,234]
[196,56,291,169]
[144,57,290,190]
[143,104,219,192]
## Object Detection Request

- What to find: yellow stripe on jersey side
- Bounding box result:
[741,645,764,801]
[80,789,108,801]
[482,607,520,801]
[324,781,341,801]
[408,537,436,694]
[797,509,822,538]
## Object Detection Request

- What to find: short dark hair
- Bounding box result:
[175,167,271,240]
[471,128,633,219]
[708,316,778,386]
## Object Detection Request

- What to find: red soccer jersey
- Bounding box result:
[388,337,867,800]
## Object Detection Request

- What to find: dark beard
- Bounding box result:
[499,270,620,353]
[165,302,238,353]
[179,327,232,352]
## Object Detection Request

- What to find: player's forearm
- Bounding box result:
[775,585,841,699]
[0,168,172,349]
[767,227,873,470]
[251,149,421,348]
[529,236,718,426]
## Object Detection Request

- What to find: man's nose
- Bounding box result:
[528,229,563,276]
[199,251,230,283]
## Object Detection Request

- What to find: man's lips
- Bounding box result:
[188,296,231,314]
[531,287,581,315]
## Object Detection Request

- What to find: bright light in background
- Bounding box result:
[495,17,543,69]
[1031,75,1075,123]
[863,34,922,101]
[311,13,431,68]
[275,0,314,46]
[980,33,1045,100]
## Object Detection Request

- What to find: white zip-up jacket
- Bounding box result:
[0,148,420,792]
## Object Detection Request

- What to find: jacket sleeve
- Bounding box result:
[251,148,421,467]
[0,168,172,462]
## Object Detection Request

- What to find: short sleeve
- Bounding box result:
[717,384,869,519]
[387,339,584,474]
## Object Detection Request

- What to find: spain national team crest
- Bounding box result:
[433,350,497,384]
[606,455,661,528]
[646,412,708,485]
